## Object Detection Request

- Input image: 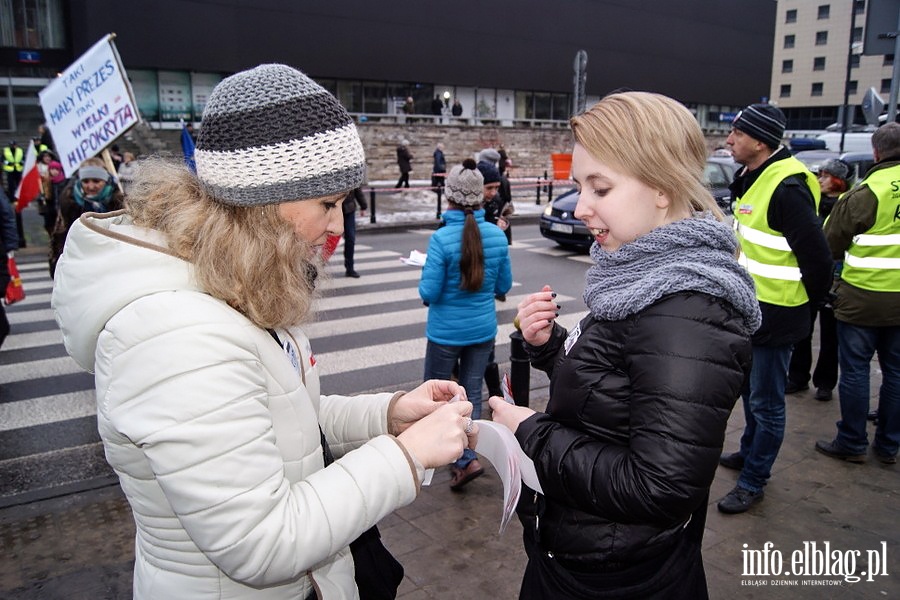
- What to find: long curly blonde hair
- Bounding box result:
[125,158,318,328]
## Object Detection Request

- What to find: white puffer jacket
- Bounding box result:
[52,212,422,599]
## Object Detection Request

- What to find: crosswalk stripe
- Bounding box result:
[6,307,56,324]
[0,329,63,351]
[0,391,95,432]
[314,310,586,377]
[305,292,576,338]
[0,355,84,384]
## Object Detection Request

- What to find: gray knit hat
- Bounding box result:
[445,159,484,207]
[195,64,366,206]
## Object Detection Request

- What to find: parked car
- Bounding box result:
[539,157,740,250]
[793,150,875,184]
[705,156,738,214]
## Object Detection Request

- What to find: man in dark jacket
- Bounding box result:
[342,187,367,278]
[815,122,900,466]
[718,104,833,514]
[0,187,19,348]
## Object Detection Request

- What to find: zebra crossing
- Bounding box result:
[0,235,589,504]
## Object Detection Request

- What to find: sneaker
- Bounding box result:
[815,440,866,464]
[449,459,484,491]
[717,486,764,514]
[718,452,745,470]
[346,270,361,278]
[784,381,809,394]
[814,387,833,402]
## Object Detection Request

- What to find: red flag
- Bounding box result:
[15,141,41,213]
[5,256,25,304]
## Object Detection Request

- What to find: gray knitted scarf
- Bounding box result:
[583,213,761,335]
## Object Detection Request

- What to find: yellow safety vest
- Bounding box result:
[3,146,23,173]
[734,156,821,306]
[840,164,900,292]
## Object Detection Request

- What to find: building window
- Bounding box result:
[884,79,893,94]
[780,84,792,98]
[885,54,894,67]
[854,0,865,15]
[782,59,794,73]
[818,5,830,19]
[811,82,824,96]
[848,80,858,95]
[0,0,67,48]
[785,9,797,23]
[785,34,796,49]
[813,57,826,71]
[816,31,828,45]
[852,27,863,43]
[850,54,860,68]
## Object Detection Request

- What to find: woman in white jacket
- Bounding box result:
[51,64,477,599]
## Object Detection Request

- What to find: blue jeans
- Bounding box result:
[834,322,900,458]
[737,344,792,493]
[424,338,494,468]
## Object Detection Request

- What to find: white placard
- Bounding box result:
[39,35,140,177]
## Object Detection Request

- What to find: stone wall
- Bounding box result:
[356,122,728,181]
[125,122,729,182]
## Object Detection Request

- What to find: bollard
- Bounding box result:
[436,186,442,219]
[535,177,542,204]
[369,188,376,224]
[548,180,554,203]
[509,330,530,407]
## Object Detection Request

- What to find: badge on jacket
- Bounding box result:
[564,322,581,356]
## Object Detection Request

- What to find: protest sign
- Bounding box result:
[39,34,139,178]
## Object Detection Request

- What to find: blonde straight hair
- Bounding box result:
[125,158,317,329]
[571,91,723,219]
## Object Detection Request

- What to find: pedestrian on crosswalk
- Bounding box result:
[419,158,512,491]
[0,186,19,348]
[51,63,479,600]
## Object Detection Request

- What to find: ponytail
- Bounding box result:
[459,208,484,291]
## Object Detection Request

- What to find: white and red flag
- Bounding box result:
[15,141,41,213]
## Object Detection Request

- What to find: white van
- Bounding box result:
[816,132,873,153]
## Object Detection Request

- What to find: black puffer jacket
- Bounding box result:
[516,292,751,568]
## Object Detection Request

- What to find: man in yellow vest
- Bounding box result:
[816,122,900,466]
[3,140,24,199]
[717,104,833,514]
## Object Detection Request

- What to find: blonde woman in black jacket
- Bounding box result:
[490,92,760,600]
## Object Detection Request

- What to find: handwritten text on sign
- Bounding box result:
[39,36,138,177]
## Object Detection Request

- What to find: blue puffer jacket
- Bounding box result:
[419,209,512,345]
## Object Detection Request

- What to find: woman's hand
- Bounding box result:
[388,379,467,435]
[397,401,477,468]
[489,397,535,434]
[515,285,559,347]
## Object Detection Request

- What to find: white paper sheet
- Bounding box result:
[399,249,427,267]
[474,420,543,534]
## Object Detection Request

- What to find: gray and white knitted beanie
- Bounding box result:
[195,64,366,206]
[445,159,484,207]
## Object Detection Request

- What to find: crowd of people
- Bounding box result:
[1,57,893,599]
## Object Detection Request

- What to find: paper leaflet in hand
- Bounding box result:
[500,372,514,404]
[474,420,543,535]
[400,249,427,267]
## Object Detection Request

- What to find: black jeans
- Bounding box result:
[343,210,357,273]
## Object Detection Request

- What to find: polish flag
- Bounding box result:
[15,141,41,213]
